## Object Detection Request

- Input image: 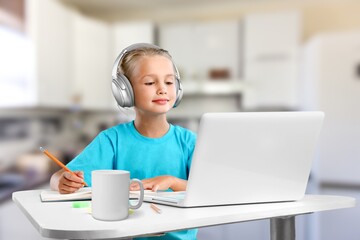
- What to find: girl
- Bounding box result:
[50,43,198,240]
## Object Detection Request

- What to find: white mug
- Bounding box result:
[91,170,144,221]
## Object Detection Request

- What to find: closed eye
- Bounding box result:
[165,76,175,85]
[145,82,155,86]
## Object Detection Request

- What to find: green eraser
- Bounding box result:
[72,201,90,208]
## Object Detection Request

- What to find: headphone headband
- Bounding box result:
[112,43,161,87]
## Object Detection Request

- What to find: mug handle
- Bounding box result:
[129,179,144,209]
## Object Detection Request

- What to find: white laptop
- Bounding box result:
[140,111,324,208]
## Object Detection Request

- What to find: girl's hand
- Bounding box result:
[130,175,187,192]
[57,171,85,194]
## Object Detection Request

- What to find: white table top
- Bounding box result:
[12,190,355,239]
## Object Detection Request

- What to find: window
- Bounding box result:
[0,26,34,106]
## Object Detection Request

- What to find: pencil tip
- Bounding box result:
[39,146,44,152]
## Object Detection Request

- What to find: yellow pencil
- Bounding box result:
[40,147,88,187]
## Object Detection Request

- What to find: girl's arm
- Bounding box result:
[130,175,187,192]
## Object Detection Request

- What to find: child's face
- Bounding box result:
[130,55,177,115]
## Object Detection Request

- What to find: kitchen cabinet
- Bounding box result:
[72,13,113,111]
[242,11,301,110]
[25,0,132,111]
[158,20,241,80]
[26,0,74,108]
[111,21,155,61]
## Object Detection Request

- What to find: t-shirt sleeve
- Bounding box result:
[66,131,116,186]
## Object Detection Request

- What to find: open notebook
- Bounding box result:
[40,188,92,202]
[40,188,182,203]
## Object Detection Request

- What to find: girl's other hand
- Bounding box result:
[130,175,187,192]
[130,175,174,192]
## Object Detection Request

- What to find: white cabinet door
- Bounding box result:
[243,11,301,110]
[158,21,241,80]
[73,14,112,110]
[111,21,155,60]
[26,0,74,108]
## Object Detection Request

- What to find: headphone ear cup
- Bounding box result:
[111,74,134,108]
[173,77,183,108]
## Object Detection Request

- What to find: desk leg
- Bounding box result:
[270,215,295,240]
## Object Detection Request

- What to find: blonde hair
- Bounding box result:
[119,47,173,81]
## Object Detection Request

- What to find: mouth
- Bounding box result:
[152,99,169,105]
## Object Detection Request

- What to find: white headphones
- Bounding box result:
[111,43,183,108]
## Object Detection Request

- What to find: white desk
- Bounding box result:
[12,190,355,240]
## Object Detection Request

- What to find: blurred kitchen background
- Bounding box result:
[1,0,360,239]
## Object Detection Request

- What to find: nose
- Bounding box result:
[157,83,167,95]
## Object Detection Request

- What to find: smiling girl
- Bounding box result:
[50,43,197,240]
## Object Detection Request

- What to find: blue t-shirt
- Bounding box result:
[67,120,198,240]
